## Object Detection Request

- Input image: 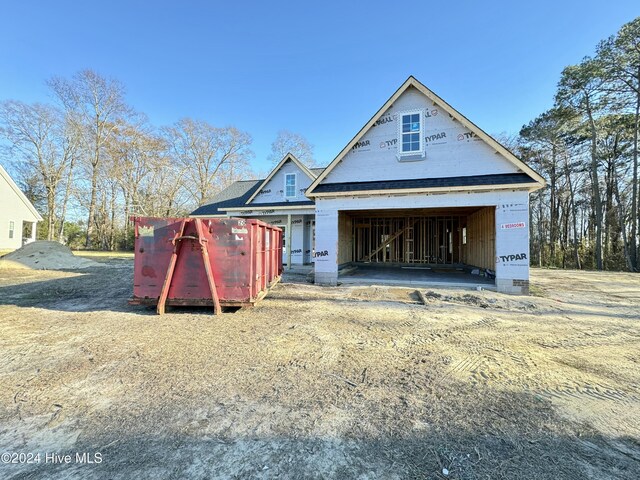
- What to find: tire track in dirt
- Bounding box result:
[537,331,638,350]
[404,315,501,348]
[537,380,632,403]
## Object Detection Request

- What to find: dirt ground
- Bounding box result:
[0,259,638,479]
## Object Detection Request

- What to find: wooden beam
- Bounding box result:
[362,220,417,262]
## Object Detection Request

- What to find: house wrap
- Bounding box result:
[192,76,545,294]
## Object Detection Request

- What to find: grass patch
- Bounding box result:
[73,250,134,263]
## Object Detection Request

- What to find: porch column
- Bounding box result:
[314,208,339,285]
[286,214,292,271]
[494,195,530,295]
[31,222,37,241]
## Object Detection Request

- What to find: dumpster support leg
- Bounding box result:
[195,219,222,315]
[157,219,187,315]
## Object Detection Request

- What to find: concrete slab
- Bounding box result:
[338,264,495,290]
[282,265,313,284]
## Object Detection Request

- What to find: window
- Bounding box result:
[9,221,14,239]
[402,113,420,152]
[285,173,296,198]
[398,110,424,158]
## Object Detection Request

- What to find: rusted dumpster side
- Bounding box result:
[129,216,282,314]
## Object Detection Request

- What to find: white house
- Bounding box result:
[193,76,545,294]
[191,154,321,267]
[0,164,42,250]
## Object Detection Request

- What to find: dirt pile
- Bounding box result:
[0,241,100,270]
[423,290,538,311]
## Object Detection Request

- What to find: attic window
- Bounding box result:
[398,110,425,160]
[285,173,296,198]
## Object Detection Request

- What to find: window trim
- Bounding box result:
[284,173,297,199]
[397,109,426,160]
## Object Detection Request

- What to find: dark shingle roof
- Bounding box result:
[191,180,262,216]
[240,201,315,208]
[191,180,316,216]
[311,173,536,194]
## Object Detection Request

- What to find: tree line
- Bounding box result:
[514,17,639,272]
[0,70,314,250]
[1,18,638,271]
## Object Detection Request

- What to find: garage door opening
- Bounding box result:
[337,207,496,287]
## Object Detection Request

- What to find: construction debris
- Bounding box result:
[416,289,429,305]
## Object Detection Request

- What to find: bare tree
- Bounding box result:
[268,130,315,167]
[164,118,253,206]
[48,70,130,248]
[110,118,165,247]
[0,100,79,240]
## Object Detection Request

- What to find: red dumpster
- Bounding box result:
[129,217,282,314]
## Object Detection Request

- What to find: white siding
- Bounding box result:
[0,170,40,250]
[251,160,315,204]
[323,86,520,184]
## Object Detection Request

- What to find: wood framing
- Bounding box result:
[462,207,496,270]
[345,211,474,266]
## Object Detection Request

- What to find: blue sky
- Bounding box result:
[1,1,637,173]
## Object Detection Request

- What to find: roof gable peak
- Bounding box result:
[306,76,545,195]
[245,153,317,204]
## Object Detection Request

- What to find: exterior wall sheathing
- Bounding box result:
[314,190,531,294]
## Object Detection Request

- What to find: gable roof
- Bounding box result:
[190,177,321,217]
[306,76,546,196]
[245,153,319,204]
[190,180,262,216]
[0,164,43,221]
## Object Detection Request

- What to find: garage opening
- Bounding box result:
[338,207,496,286]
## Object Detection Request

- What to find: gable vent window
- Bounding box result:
[397,109,425,160]
[9,221,15,239]
[285,173,296,198]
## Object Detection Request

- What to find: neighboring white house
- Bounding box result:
[193,76,546,294]
[0,164,42,250]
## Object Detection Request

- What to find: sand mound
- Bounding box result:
[0,241,100,270]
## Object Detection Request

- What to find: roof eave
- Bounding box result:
[220,204,316,212]
[0,165,43,221]
[310,183,543,198]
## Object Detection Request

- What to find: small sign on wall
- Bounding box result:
[500,222,526,230]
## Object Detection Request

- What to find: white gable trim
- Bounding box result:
[0,164,43,221]
[306,76,546,196]
[245,153,317,204]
